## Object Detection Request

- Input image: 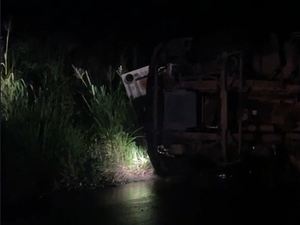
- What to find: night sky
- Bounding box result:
[2,0,298,66]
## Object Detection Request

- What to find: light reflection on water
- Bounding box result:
[92,180,161,225]
[3,178,299,225]
[95,180,157,205]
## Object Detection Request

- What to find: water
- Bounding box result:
[2,178,300,225]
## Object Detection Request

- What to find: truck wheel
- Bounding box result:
[145,136,168,177]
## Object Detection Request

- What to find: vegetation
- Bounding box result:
[1,23,152,201]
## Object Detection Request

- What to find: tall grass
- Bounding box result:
[1,24,87,197]
[74,66,152,183]
[1,25,152,199]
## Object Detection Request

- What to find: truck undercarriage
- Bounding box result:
[122,32,300,183]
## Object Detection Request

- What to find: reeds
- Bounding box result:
[1,23,152,199]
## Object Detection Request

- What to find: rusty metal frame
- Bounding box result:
[220,52,228,162]
[238,52,243,156]
[220,51,243,162]
[150,37,300,163]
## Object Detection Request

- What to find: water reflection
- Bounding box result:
[91,180,162,225]
[95,181,156,205]
[5,179,299,225]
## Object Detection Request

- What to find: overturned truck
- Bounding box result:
[122,32,300,177]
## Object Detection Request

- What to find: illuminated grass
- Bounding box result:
[74,66,153,183]
[1,24,152,198]
[1,25,87,195]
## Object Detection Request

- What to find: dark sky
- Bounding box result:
[1,0,298,64]
[3,0,296,40]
